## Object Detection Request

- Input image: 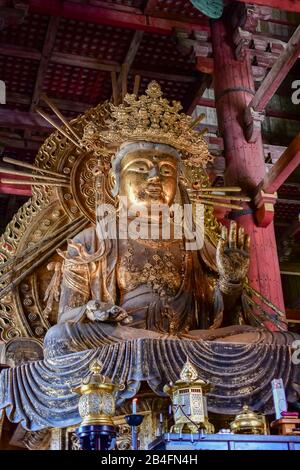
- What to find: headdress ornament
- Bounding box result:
[82,81,213,169]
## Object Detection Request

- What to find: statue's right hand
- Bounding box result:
[85,300,109,321]
[86,300,100,312]
[85,301,132,324]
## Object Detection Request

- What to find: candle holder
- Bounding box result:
[125,414,144,450]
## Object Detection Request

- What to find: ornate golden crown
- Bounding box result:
[82,81,213,168]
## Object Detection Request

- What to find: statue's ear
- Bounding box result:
[108,169,118,197]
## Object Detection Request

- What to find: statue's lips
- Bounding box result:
[145,184,163,197]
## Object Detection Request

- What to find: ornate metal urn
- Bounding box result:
[230,405,265,435]
[163,358,214,434]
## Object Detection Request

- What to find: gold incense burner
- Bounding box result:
[230,405,265,435]
[163,358,214,434]
[73,360,124,427]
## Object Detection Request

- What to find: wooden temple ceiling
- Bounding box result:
[0,0,299,290]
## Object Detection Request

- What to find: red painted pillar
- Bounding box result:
[211,17,286,330]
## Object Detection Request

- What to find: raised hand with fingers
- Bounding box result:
[216,220,250,295]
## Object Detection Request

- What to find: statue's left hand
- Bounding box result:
[106,305,133,324]
[216,220,250,285]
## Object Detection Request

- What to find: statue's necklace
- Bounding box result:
[124,237,186,299]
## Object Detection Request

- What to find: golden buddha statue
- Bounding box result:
[39,81,287,358]
[0,82,298,432]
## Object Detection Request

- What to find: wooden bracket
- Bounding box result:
[173,29,214,74]
[244,106,265,143]
[254,189,277,227]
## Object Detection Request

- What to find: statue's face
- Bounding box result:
[119,149,178,209]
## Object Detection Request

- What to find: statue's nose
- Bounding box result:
[148,165,160,179]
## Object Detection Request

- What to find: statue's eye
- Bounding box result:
[137,165,148,173]
[160,165,173,176]
[127,161,149,173]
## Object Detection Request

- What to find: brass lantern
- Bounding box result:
[230,405,265,435]
[163,358,214,434]
[73,360,124,427]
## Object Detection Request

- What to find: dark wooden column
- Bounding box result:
[211,17,286,330]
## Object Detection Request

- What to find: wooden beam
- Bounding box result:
[0,44,41,60]
[52,51,121,72]
[116,30,144,100]
[185,75,212,115]
[264,144,287,164]
[264,108,300,122]
[196,96,300,122]
[278,217,300,242]
[0,173,32,196]
[30,17,60,112]
[245,25,300,141]
[7,92,91,114]
[249,26,300,114]
[277,198,300,205]
[88,1,141,15]
[27,0,210,34]
[0,109,56,132]
[231,0,300,13]
[130,68,196,83]
[0,44,197,84]
[6,92,31,106]
[48,97,90,114]
[280,262,300,276]
[123,31,144,68]
[261,132,300,194]
[286,309,300,321]
[254,133,300,226]
[0,133,41,151]
[0,44,121,72]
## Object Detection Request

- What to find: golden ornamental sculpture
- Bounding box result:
[163,358,214,434]
[82,80,212,167]
[0,79,288,349]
